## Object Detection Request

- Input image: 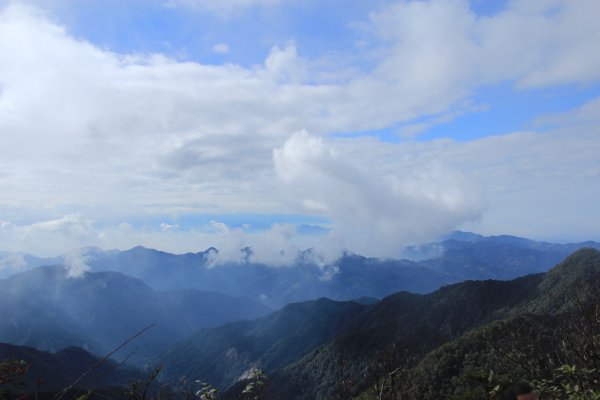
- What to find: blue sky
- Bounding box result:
[0,0,599,262]
[43,0,382,66]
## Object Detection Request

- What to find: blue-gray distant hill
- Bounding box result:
[65,233,600,307]
[0,266,270,364]
[1,232,598,308]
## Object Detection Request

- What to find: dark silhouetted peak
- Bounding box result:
[241,246,253,261]
[201,246,218,255]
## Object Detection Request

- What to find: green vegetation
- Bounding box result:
[256,249,600,399]
[354,249,600,399]
[2,248,600,399]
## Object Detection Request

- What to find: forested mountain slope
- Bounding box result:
[157,249,600,399]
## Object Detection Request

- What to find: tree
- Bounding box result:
[241,369,267,400]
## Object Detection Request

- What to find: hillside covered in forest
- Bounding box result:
[157,248,600,399]
[1,247,599,399]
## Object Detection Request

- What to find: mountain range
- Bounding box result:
[1,231,598,308]
[158,248,600,399]
[1,233,599,399]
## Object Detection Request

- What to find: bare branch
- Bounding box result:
[54,324,155,400]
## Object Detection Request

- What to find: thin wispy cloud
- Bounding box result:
[164,0,288,16]
[212,43,230,54]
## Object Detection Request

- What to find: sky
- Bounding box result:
[0,0,599,263]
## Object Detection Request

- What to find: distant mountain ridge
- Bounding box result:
[1,232,597,307]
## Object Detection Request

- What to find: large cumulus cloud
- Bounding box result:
[273,131,485,257]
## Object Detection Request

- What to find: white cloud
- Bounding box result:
[201,222,303,266]
[0,252,28,276]
[62,248,91,278]
[0,215,312,266]
[0,2,598,259]
[0,111,598,259]
[476,0,600,88]
[273,131,486,258]
[263,44,308,83]
[212,43,230,54]
[353,0,600,131]
[0,215,96,256]
[333,126,600,243]
[534,97,600,129]
[160,222,179,231]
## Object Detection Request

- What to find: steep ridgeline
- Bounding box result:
[158,248,600,399]
[0,342,137,398]
[0,266,271,364]
[373,247,600,399]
